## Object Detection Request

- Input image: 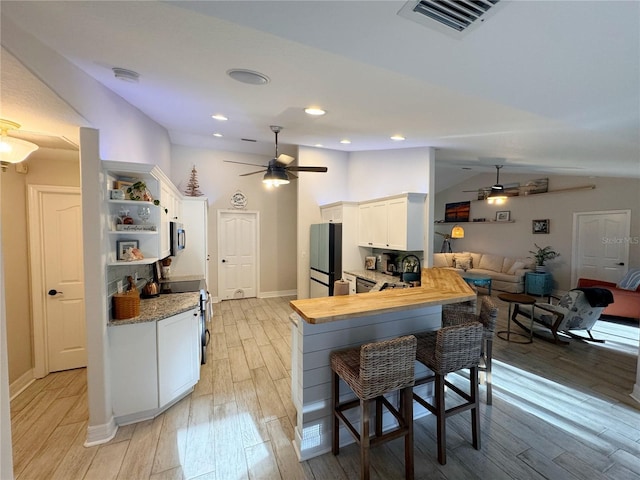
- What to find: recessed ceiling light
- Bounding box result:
[211,114,228,121]
[304,107,326,116]
[227,69,270,85]
[112,67,139,83]
[315,144,324,148]
[340,139,351,144]
[212,133,223,137]
[390,135,406,141]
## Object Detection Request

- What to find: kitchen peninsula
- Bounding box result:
[289,268,475,460]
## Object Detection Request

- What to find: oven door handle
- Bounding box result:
[204,329,210,346]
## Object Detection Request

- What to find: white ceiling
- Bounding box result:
[2,1,639,180]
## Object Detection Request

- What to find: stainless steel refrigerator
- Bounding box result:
[309,223,342,298]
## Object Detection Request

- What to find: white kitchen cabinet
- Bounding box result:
[169,198,209,285]
[157,309,200,407]
[321,204,343,223]
[357,193,426,251]
[159,178,183,259]
[109,307,200,423]
[343,273,356,295]
[109,321,159,418]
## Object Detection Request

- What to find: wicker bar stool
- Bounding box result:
[413,322,483,465]
[331,335,417,480]
[442,296,499,404]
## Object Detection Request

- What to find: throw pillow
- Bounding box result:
[454,256,472,271]
[508,261,526,275]
[617,268,640,291]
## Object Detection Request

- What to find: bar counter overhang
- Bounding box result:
[289,268,476,460]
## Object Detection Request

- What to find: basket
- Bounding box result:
[113,289,140,319]
[113,275,141,320]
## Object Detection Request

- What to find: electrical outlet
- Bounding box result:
[117,280,123,293]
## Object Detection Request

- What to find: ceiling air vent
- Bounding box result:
[398,0,503,36]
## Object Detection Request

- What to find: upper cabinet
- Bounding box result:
[358,193,426,251]
[320,201,360,270]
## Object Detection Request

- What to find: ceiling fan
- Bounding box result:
[224,125,328,187]
[461,165,510,204]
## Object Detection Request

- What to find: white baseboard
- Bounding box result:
[84,416,118,447]
[212,290,297,303]
[630,384,640,404]
[259,289,297,299]
[9,369,35,401]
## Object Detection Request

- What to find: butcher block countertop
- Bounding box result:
[290,268,475,324]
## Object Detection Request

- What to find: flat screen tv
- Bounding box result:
[444,201,470,222]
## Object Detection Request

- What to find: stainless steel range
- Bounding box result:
[160,278,210,364]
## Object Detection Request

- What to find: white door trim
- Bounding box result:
[28,185,81,378]
[571,209,631,287]
[216,210,260,301]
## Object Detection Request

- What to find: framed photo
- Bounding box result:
[117,240,139,260]
[532,219,550,234]
[444,201,470,222]
[114,180,134,191]
[495,211,511,222]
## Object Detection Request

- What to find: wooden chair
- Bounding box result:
[512,288,613,344]
[413,322,483,465]
[442,296,499,404]
[331,335,417,480]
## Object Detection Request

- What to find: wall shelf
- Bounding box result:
[470,184,595,203]
[435,221,515,225]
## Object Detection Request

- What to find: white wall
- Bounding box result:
[435,174,640,292]
[169,145,298,297]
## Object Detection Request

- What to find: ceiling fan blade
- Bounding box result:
[286,166,328,173]
[224,160,267,168]
[239,169,267,177]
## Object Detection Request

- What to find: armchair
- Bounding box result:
[512,288,613,344]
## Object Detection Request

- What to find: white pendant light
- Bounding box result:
[0,120,39,171]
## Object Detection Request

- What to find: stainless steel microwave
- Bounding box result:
[170,221,186,256]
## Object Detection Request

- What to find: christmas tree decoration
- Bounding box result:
[184,165,204,197]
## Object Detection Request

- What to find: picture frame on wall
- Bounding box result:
[495,211,511,222]
[117,240,139,260]
[532,219,550,234]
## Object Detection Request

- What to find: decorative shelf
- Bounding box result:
[108,230,158,235]
[435,221,515,225]
[108,199,156,205]
[108,257,159,266]
[470,184,595,203]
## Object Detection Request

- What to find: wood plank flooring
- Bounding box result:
[10,294,640,479]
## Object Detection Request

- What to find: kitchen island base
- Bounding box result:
[290,305,442,461]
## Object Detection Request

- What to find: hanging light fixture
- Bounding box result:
[487,165,508,204]
[0,119,39,171]
[262,165,290,187]
[450,224,465,239]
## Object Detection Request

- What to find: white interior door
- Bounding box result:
[572,210,631,285]
[28,186,86,376]
[217,211,258,300]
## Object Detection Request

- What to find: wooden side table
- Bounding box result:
[497,293,537,344]
[525,272,553,297]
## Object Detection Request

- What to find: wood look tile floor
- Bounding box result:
[10,295,640,479]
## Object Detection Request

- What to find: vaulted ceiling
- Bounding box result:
[2,1,638,180]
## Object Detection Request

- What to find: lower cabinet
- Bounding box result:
[109,308,200,422]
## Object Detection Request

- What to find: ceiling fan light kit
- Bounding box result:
[486,165,508,204]
[224,125,328,187]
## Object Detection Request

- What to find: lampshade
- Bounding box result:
[0,119,39,171]
[450,225,465,239]
[262,166,290,187]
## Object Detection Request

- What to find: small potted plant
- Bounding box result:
[529,244,560,272]
[126,181,167,213]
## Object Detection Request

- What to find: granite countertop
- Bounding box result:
[109,292,200,326]
[343,269,408,291]
[291,268,475,324]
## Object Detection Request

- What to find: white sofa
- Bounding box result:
[433,252,534,293]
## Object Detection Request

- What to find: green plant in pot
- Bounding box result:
[529,244,559,272]
[126,181,168,214]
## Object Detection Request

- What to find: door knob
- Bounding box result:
[48,289,62,296]
[222,259,226,263]
[616,262,625,266]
